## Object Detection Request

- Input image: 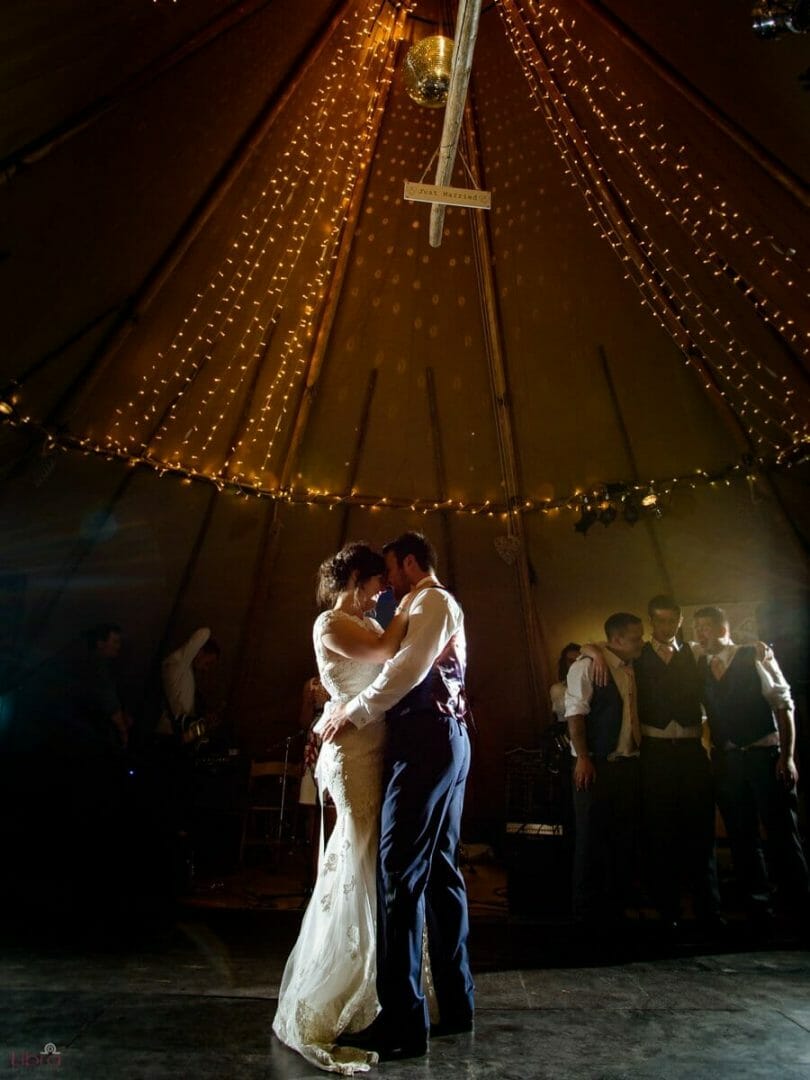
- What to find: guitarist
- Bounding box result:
[154,628,221,889]
[158,628,221,748]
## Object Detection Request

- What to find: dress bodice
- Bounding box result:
[313,610,383,704]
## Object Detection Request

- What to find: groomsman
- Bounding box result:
[565,613,644,930]
[694,606,810,928]
[634,596,721,931]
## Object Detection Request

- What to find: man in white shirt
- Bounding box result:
[694,606,809,929]
[565,612,644,931]
[323,532,474,1061]
[153,628,221,886]
[157,627,220,742]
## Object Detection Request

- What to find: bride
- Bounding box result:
[273,542,411,1074]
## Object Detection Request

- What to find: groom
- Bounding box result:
[322,531,475,1060]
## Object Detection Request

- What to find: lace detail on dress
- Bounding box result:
[273,608,387,1074]
[313,610,383,705]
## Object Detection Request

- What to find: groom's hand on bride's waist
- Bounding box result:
[321,703,356,743]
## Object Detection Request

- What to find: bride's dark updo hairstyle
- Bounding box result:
[316,541,386,608]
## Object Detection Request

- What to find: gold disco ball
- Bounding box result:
[403,35,454,108]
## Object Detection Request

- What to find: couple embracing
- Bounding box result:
[273,532,475,1074]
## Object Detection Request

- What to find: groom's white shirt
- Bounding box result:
[343,576,465,729]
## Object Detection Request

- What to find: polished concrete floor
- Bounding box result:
[2,864,809,1080]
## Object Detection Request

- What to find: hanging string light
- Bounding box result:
[497,0,810,456]
[1,408,799,525]
[105,0,409,488]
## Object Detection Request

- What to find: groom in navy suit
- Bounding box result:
[322,531,475,1060]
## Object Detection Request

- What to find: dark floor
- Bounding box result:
[2,852,809,1080]
[1,751,808,1078]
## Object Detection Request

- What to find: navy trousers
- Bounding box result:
[714,746,810,915]
[640,738,721,921]
[572,756,640,925]
[376,710,474,1037]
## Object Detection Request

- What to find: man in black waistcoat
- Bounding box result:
[635,596,721,933]
[694,606,809,928]
[323,532,474,1060]
[566,613,644,930]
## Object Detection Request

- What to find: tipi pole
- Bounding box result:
[502,1,761,455]
[277,21,409,495]
[227,9,409,727]
[0,0,288,184]
[224,499,284,736]
[337,370,379,549]
[425,366,457,593]
[24,468,136,644]
[510,3,810,556]
[45,0,357,429]
[464,88,551,722]
[5,303,121,394]
[571,0,810,210]
[152,485,219,666]
[598,345,674,595]
[428,0,484,247]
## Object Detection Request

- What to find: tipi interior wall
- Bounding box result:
[1,0,808,834]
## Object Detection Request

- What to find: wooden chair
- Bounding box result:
[239,758,303,865]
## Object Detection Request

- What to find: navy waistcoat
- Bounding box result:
[585,674,625,758]
[388,587,467,724]
[699,646,776,748]
[635,642,702,731]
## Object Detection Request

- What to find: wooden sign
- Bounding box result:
[404,181,491,210]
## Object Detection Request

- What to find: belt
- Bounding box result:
[641,725,702,740]
[722,732,780,751]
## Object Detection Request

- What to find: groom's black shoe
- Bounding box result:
[336,1019,427,1061]
[430,1015,474,1037]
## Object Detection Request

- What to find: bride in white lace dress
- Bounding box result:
[273,542,411,1075]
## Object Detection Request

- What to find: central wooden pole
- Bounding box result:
[464,86,550,721]
[428,0,484,247]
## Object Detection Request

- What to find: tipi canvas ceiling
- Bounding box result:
[1,0,808,829]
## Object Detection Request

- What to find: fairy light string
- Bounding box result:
[536,1,810,381]
[5,407,800,520]
[107,1,408,486]
[497,0,806,447]
[7,0,806,516]
[497,0,809,454]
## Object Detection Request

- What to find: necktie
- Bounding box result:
[658,643,674,664]
[710,655,725,681]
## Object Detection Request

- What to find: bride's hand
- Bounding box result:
[321,702,356,743]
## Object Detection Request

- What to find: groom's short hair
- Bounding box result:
[383,531,436,573]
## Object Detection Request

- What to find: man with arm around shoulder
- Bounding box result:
[565,613,644,933]
[634,595,722,933]
[694,606,809,932]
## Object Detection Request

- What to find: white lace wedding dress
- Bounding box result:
[273,609,386,1074]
